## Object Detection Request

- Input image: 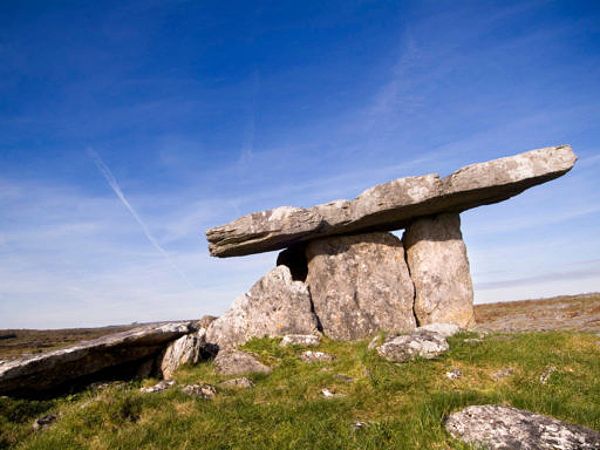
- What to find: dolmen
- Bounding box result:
[205,145,576,346]
[0,144,577,397]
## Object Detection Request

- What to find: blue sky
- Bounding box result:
[1,0,599,328]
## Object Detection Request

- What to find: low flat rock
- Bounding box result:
[377,330,450,363]
[445,405,600,449]
[404,213,475,327]
[306,232,416,340]
[207,145,576,257]
[0,322,193,396]
[205,265,319,349]
[213,350,272,375]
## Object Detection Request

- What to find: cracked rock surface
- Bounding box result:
[445,405,600,450]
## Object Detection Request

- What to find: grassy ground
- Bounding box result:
[1,330,599,449]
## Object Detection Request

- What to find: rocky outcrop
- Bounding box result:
[207,145,576,257]
[403,213,474,327]
[445,405,600,449]
[206,266,319,349]
[305,232,416,340]
[160,329,215,380]
[376,329,450,362]
[0,322,194,396]
[214,350,272,375]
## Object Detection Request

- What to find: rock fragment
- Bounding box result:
[377,331,449,363]
[140,380,176,393]
[218,377,254,389]
[182,383,217,399]
[214,350,271,375]
[446,368,462,380]
[491,367,514,381]
[160,329,214,380]
[445,405,600,450]
[300,351,335,363]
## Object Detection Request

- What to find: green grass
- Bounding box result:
[1,331,599,449]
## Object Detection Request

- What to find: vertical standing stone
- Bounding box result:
[402,213,475,327]
[205,265,319,349]
[305,232,416,340]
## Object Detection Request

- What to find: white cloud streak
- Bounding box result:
[87,149,195,289]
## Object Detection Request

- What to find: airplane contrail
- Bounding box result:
[87,149,195,289]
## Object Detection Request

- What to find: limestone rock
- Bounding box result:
[403,213,475,327]
[491,367,514,381]
[377,331,449,362]
[300,351,335,363]
[214,350,271,375]
[279,334,321,347]
[306,232,416,340]
[445,405,600,449]
[446,368,462,380]
[182,383,217,399]
[218,377,254,389]
[160,329,214,380]
[0,322,194,396]
[206,266,318,349]
[140,380,176,393]
[207,145,576,257]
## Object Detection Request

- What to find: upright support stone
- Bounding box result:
[305,232,416,340]
[402,213,474,327]
[205,265,319,349]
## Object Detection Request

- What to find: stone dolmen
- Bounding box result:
[205,145,576,344]
[0,144,577,397]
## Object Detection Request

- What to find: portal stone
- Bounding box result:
[305,232,416,340]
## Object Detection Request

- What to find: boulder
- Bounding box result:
[206,145,576,257]
[403,213,475,327]
[377,330,449,362]
[0,322,194,397]
[160,328,215,380]
[205,266,318,349]
[445,405,600,449]
[213,350,272,375]
[305,232,416,340]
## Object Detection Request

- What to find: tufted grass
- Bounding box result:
[1,330,599,449]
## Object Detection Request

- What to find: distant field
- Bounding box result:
[1,293,599,361]
[474,292,600,333]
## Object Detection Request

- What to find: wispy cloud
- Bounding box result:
[87,148,194,288]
